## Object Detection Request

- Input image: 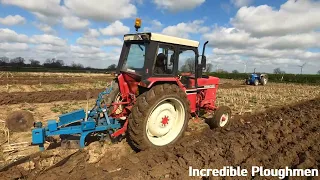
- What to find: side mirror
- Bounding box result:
[201,55,206,70]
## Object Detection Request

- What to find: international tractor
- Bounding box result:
[31,18,232,151]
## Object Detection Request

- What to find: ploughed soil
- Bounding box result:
[0,76,113,85]
[0,88,105,105]
[0,83,242,105]
[1,97,319,180]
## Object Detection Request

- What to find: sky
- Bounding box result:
[0,0,319,74]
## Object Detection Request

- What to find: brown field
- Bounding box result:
[0,72,319,180]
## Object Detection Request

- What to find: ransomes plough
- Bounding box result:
[31,84,125,151]
[31,18,232,151]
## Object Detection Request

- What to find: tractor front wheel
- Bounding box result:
[127,84,190,151]
[206,106,232,129]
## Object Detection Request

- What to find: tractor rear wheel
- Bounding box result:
[260,77,267,85]
[127,84,190,151]
[102,80,123,115]
[206,106,232,129]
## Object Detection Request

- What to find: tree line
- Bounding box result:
[0,56,117,71]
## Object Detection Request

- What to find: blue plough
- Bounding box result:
[31,84,122,151]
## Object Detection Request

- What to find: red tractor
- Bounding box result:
[31,19,232,152]
[102,22,232,151]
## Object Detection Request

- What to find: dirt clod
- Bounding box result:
[5,110,34,132]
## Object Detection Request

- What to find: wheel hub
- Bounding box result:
[145,98,185,146]
[161,115,169,126]
[219,114,229,127]
[147,102,176,137]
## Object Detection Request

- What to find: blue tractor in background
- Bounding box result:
[245,72,268,86]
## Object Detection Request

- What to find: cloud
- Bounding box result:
[203,27,257,49]
[35,23,56,34]
[0,28,120,68]
[200,0,320,73]
[1,0,66,17]
[143,20,163,32]
[153,0,205,12]
[76,36,123,47]
[102,38,123,46]
[84,29,100,38]
[204,26,320,50]
[0,43,29,52]
[99,21,130,36]
[62,16,90,31]
[30,34,67,46]
[34,44,68,52]
[1,0,67,26]
[230,0,253,8]
[0,28,29,43]
[32,12,61,25]
[64,0,137,22]
[0,15,26,26]
[162,20,209,38]
[213,48,320,62]
[231,0,320,37]
[70,45,102,54]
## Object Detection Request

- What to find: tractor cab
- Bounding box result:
[117,32,218,87]
[117,32,202,79]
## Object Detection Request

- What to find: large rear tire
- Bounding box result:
[260,77,267,85]
[127,84,191,151]
[102,80,123,115]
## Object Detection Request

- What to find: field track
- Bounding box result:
[0,76,113,85]
[1,96,319,179]
[0,88,105,105]
[0,83,244,105]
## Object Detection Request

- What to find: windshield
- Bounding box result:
[122,43,146,73]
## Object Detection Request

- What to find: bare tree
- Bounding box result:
[43,58,64,68]
[29,59,40,67]
[0,56,9,66]
[205,63,213,72]
[317,70,320,75]
[10,57,25,66]
[273,68,285,74]
[180,58,195,73]
[71,61,84,69]
[107,64,117,70]
[232,70,239,73]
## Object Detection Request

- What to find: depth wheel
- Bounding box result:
[127,84,191,151]
[206,106,232,129]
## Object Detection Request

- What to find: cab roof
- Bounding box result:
[123,32,200,48]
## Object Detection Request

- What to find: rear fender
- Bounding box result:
[143,77,185,90]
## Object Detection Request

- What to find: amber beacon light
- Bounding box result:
[135,18,141,32]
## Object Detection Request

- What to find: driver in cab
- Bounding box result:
[154,53,168,74]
